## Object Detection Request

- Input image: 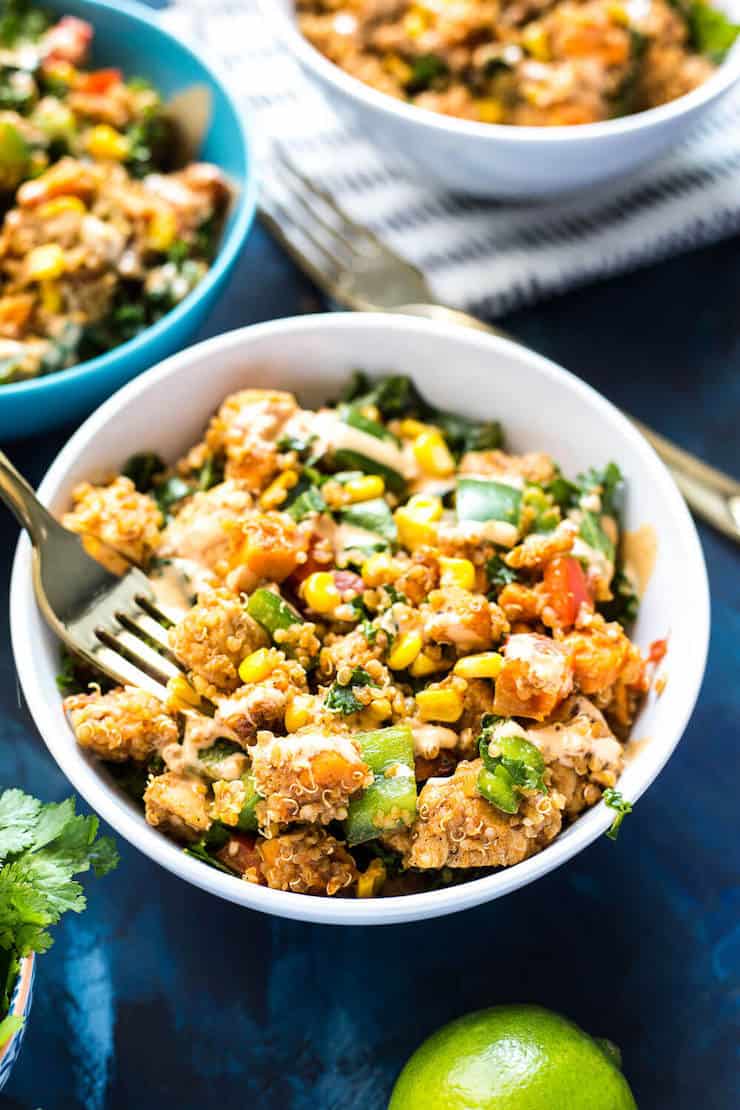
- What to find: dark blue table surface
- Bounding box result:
[1,219,739,1110]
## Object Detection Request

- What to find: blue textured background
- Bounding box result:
[1,51,740,1102]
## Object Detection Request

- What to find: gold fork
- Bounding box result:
[260,147,740,545]
[0,450,198,704]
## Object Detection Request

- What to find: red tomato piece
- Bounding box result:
[649,638,668,664]
[214,833,262,878]
[544,555,592,628]
[44,16,93,64]
[77,68,122,94]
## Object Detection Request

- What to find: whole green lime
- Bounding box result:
[388,1005,637,1110]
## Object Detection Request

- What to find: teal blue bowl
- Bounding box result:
[0,0,257,441]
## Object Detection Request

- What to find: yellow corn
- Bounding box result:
[416,686,465,723]
[356,858,387,898]
[365,697,392,724]
[387,630,423,671]
[383,53,413,84]
[238,647,276,685]
[413,429,455,477]
[439,556,476,591]
[395,506,438,551]
[38,195,86,219]
[344,474,385,503]
[285,694,313,733]
[522,24,550,61]
[39,280,61,314]
[86,123,130,161]
[259,470,298,509]
[453,652,504,679]
[302,571,341,615]
[361,552,394,586]
[475,98,505,124]
[166,674,202,710]
[147,206,178,252]
[359,403,381,422]
[398,417,428,439]
[406,493,443,522]
[410,651,450,678]
[27,243,65,281]
[607,1,629,24]
[404,7,432,37]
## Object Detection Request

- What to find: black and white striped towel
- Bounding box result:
[164,0,740,317]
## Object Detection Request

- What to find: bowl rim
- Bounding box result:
[10,313,710,926]
[0,953,34,1061]
[264,0,740,144]
[0,0,258,403]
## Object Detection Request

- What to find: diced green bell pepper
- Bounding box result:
[333,448,406,495]
[339,498,397,544]
[246,588,303,638]
[237,772,261,832]
[0,120,29,190]
[345,725,416,844]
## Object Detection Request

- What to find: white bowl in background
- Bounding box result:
[264,0,740,198]
[10,314,709,925]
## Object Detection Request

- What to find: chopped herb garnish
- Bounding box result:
[154,475,192,517]
[199,739,244,766]
[603,788,633,840]
[122,451,166,493]
[405,53,449,95]
[325,666,379,715]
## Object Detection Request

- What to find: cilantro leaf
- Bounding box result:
[0,790,41,861]
[576,462,623,518]
[325,666,379,715]
[603,788,633,840]
[0,787,118,1030]
[486,554,520,591]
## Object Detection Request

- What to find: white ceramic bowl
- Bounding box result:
[11,314,709,925]
[265,0,740,197]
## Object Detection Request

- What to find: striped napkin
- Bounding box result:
[164,0,740,318]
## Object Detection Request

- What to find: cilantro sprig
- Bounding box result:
[325,666,379,715]
[0,789,118,1040]
[603,788,633,840]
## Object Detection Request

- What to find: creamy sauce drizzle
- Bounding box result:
[623,524,658,596]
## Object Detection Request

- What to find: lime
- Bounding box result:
[388,1005,637,1110]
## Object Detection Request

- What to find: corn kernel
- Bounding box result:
[238,648,275,685]
[27,243,65,281]
[166,674,202,710]
[365,697,392,723]
[86,123,130,161]
[360,404,381,422]
[439,556,476,591]
[344,474,385,503]
[38,195,86,219]
[39,279,61,314]
[147,206,178,252]
[453,652,504,679]
[416,687,465,723]
[302,571,341,615]
[357,858,387,898]
[413,430,455,477]
[259,470,298,509]
[361,552,394,585]
[387,630,423,671]
[395,506,438,551]
[410,651,450,678]
[607,2,629,24]
[406,493,443,522]
[285,694,313,733]
[475,98,505,124]
[383,53,413,84]
[398,418,428,439]
[522,24,550,61]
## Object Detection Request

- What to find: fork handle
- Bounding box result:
[0,449,61,545]
[397,302,740,545]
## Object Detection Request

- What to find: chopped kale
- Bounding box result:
[603,788,633,840]
[576,462,623,518]
[125,108,174,177]
[325,666,379,715]
[405,53,449,95]
[598,567,640,627]
[122,452,166,493]
[154,475,192,517]
[285,479,326,521]
[55,647,112,697]
[183,824,233,874]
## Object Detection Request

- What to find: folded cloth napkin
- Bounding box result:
[164,0,740,318]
